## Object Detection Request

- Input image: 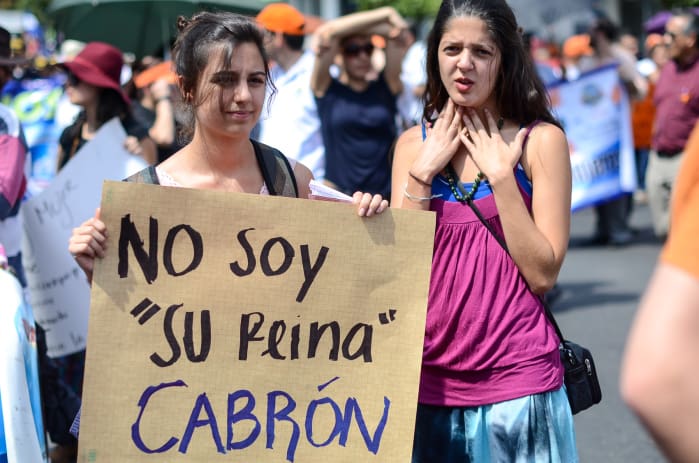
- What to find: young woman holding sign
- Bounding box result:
[391,0,577,461]
[69,11,388,283]
[67,12,388,437]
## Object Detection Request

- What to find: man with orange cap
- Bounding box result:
[255,3,325,180]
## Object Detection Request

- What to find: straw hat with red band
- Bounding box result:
[62,41,130,105]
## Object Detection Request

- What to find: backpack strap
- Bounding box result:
[251,139,298,198]
[124,166,160,184]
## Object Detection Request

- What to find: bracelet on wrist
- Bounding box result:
[154,97,171,105]
[408,170,432,187]
[403,183,442,202]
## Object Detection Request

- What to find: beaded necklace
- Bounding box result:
[444,117,504,204]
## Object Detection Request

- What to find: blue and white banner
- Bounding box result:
[549,64,636,211]
[1,75,77,194]
[0,270,47,463]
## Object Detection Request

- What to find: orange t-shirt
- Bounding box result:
[661,123,699,278]
[631,82,655,149]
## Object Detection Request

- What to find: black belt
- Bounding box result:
[656,150,682,158]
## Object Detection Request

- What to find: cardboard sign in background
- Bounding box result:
[79,181,435,462]
[21,118,147,357]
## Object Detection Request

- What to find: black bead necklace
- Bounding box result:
[445,117,504,204]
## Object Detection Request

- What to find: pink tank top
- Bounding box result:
[419,178,563,407]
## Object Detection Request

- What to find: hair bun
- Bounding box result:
[177,16,190,32]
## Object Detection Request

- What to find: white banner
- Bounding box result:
[21,118,147,357]
[549,64,637,211]
[0,270,47,463]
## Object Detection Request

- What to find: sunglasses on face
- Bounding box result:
[66,72,81,86]
[342,43,374,58]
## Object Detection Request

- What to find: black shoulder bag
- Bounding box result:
[448,163,602,414]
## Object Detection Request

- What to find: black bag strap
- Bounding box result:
[124,165,160,184]
[123,143,298,197]
[251,139,299,198]
[447,163,566,343]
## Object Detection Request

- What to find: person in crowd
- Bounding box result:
[56,41,157,170]
[1,26,81,463]
[255,2,325,180]
[629,33,668,205]
[0,26,30,288]
[53,41,157,454]
[578,17,647,246]
[129,59,181,163]
[620,122,699,463]
[560,33,593,81]
[620,32,640,58]
[311,7,409,200]
[523,31,562,86]
[646,9,699,240]
[397,21,427,129]
[390,1,577,461]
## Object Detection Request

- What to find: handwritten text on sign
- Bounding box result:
[78,181,435,462]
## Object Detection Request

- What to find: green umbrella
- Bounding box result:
[48,0,272,59]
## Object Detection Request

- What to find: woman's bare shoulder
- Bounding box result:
[395,124,424,153]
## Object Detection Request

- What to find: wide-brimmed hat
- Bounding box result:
[256,3,306,36]
[0,26,30,66]
[62,41,129,104]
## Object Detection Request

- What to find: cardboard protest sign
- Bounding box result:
[21,118,146,357]
[79,181,435,462]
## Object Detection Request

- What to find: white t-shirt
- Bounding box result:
[397,40,427,128]
[257,50,325,180]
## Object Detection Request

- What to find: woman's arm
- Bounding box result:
[382,28,408,95]
[68,208,108,284]
[310,7,407,97]
[463,113,570,294]
[123,134,158,165]
[147,79,176,147]
[621,263,699,463]
[298,159,388,216]
[293,162,313,200]
[392,99,465,210]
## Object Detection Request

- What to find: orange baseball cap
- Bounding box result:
[644,33,663,51]
[133,61,177,89]
[256,3,306,36]
[563,34,593,59]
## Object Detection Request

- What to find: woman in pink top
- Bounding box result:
[392,0,577,461]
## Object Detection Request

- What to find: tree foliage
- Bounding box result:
[356,0,441,19]
[662,0,699,6]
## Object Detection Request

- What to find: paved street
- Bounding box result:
[556,202,665,462]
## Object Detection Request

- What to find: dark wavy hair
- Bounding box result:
[422,0,560,128]
[172,11,275,141]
